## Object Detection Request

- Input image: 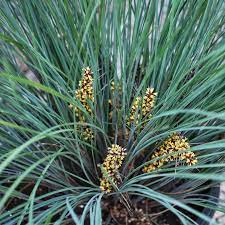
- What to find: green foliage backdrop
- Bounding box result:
[0,0,225,224]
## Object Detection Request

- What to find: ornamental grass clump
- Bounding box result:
[1,1,225,225]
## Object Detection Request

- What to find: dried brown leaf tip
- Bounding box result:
[143,133,197,173]
[100,144,127,193]
[69,67,94,140]
[127,87,157,126]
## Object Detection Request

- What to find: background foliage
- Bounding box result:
[1,0,225,224]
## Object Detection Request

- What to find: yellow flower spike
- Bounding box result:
[99,144,127,193]
[69,67,94,141]
[143,133,197,173]
[141,88,157,118]
[127,87,157,127]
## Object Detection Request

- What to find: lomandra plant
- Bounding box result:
[1,0,225,224]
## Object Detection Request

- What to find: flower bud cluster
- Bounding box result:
[100,144,127,193]
[143,133,197,173]
[69,67,94,140]
[127,87,157,126]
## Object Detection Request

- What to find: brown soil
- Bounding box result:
[101,199,180,225]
